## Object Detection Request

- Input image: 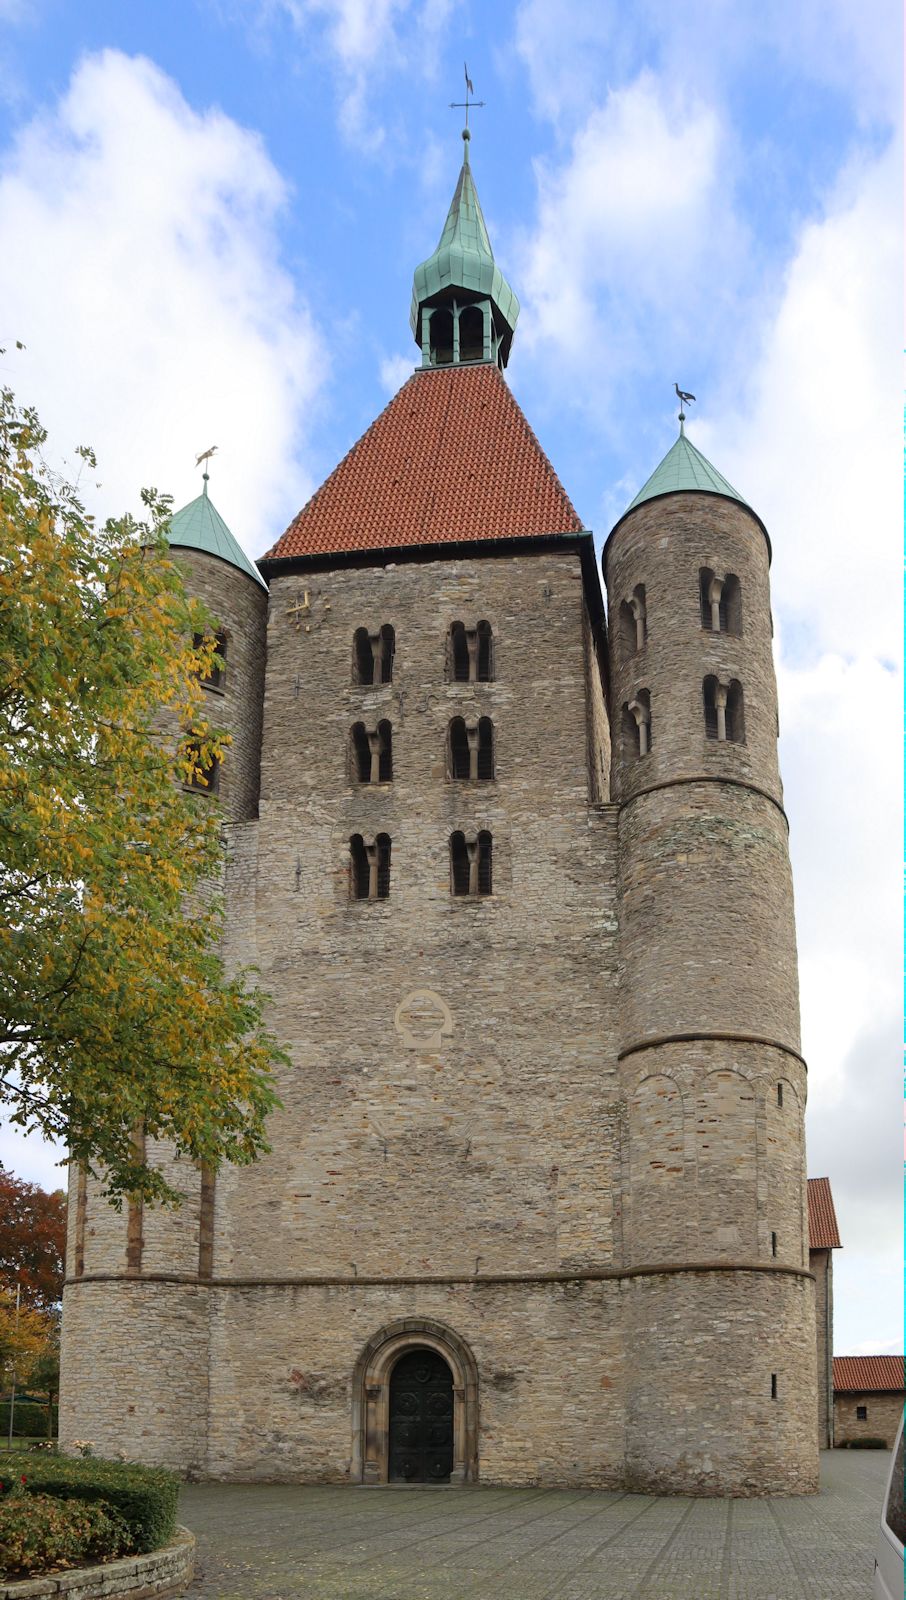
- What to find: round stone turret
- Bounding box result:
[604,425,817,1497]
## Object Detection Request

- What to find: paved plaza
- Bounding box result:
[181,1449,888,1599]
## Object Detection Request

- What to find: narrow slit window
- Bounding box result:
[353,628,374,686]
[726,680,745,744]
[771,1231,778,1258]
[350,722,370,783]
[724,574,742,634]
[477,830,492,895]
[771,1373,778,1400]
[350,834,369,899]
[777,1083,783,1108]
[476,620,493,681]
[703,676,720,739]
[375,834,391,898]
[376,625,395,684]
[377,720,393,782]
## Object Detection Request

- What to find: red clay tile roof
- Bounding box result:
[808,1177,842,1249]
[833,1356,905,1393]
[264,363,583,562]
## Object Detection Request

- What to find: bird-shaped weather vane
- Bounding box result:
[674,383,695,432]
[195,445,218,470]
[450,63,485,129]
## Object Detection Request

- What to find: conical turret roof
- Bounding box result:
[410,131,519,365]
[626,431,749,515]
[168,479,267,590]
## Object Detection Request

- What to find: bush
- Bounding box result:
[0,1402,57,1437]
[844,1436,888,1449]
[0,1454,178,1553]
[0,1492,131,1578]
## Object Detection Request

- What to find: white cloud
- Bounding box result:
[0,48,325,558]
[379,351,414,393]
[254,0,457,149]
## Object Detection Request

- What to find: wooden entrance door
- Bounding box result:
[388,1348,454,1482]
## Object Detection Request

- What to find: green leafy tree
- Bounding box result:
[0,386,283,1204]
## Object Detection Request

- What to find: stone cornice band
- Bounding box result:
[617,1031,807,1068]
[618,773,788,824]
[66,1261,814,1289]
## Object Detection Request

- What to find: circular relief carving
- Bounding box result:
[395,1423,418,1445]
[427,1456,450,1480]
[396,1390,419,1416]
[428,1423,452,1446]
[426,1391,452,1417]
[394,989,453,1050]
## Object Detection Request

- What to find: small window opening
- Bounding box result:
[619,601,636,658]
[725,679,745,743]
[771,1231,778,1258]
[351,722,370,783]
[193,630,226,690]
[856,1404,868,1421]
[700,567,726,631]
[183,732,220,794]
[476,718,494,780]
[703,675,720,740]
[623,689,651,759]
[724,574,742,634]
[449,717,470,780]
[777,1083,783,1108]
[353,628,374,686]
[430,307,454,367]
[629,585,647,650]
[450,830,470,895]
[375,833,391,898]
[376,720,393,782]
[477,830,492,895]
[476,620,493,681]
[376,625,395,684]
[459,304,485,363]
[350,834,369,898]
[771,1373,778,1400]
[450,621,470,682]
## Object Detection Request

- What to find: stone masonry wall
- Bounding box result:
[811,1248,833,1447]
[835,1392,903,1448]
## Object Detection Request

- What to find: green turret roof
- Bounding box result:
[167,478,267,590]
[624,429,750,517]
[410,130,519,365]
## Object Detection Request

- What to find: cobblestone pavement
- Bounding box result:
[181,1449,887,1600]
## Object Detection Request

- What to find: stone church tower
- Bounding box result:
[60,131,818,1495]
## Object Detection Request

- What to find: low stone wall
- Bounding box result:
[0,1527,194,1600]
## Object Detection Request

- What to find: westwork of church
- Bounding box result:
[60,128,819,1496]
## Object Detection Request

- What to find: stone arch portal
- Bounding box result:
[351,1318,479,1484]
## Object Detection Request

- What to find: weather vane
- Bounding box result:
[449,63,485,129]
[195,445,218,483]
[674,383,695,431]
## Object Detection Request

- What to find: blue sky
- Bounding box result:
[0,0,901,1358]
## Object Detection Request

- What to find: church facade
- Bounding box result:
[60,131,819,1496]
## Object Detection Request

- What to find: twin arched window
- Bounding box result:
[193,629,227,691]
[449,620,493,682]
[353,625,395,685]
[619,585,647,657]
[703,676,745,742]
[623,690,651,760]
[351,721,392,783]
[450,831,492,896]
[350,833,391,899]
[700,569,742,634]
[448,717,494,781]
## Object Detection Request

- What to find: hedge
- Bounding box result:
[843,1436,888,1449]
[0,1403,57,1438]
[0,1492,130,1578]
[0,1455,178,1553]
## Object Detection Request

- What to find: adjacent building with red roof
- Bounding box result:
[833,1356,905,1449]
[807,1177,843,1447]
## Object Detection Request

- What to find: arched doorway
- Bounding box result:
[388,1348,454,1482]
[351,1317,479,1484]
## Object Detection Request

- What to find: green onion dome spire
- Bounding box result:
[167,474,267,589]
[410,129,520,370]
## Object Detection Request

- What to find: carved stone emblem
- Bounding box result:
[394,989,453,1050]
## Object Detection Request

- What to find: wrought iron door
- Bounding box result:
[388,1349,453,1483]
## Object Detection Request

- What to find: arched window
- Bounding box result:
[476,620,493,681]
[448,717,470,780]
[450,831,470,895]
[377,720,393,781]
[619,586,646,656]
[724,574,742,635]
[450,831,492,896]
[350,722,370,782]
[726,680,745,743]
[353,628,374,686]
[459,304,485,363]
[450,622,470,682]
[430,308,454,366]
[377,625,395,684]
[350,834,391,900]
[623,690,651,759]
[703,675,720,739]
[476,718,494,780]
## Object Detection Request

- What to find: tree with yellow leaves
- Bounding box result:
[0,386,283,1205]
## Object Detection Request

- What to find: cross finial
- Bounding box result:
[449,62,485,138]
